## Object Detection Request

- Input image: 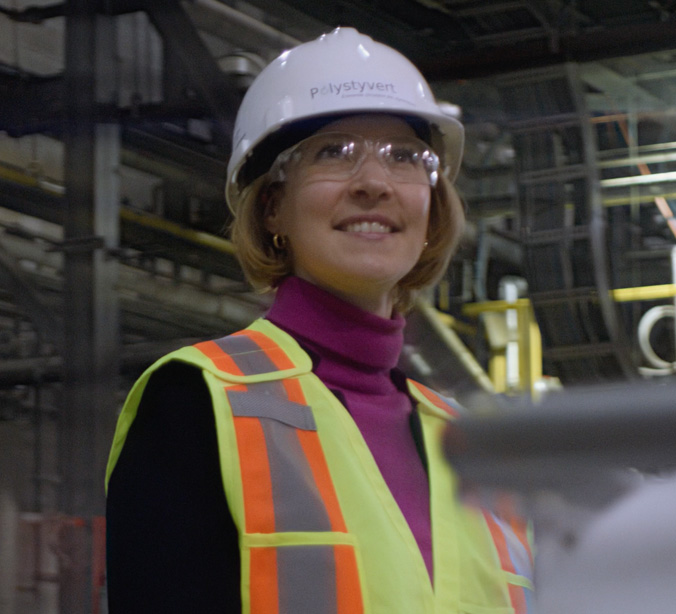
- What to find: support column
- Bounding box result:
[61,2,120,613]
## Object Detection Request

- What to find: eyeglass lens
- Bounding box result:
[282,132,439,187]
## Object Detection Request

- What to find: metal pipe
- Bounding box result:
[415,299,495,394]
[601,170,676,188]
[119,150,223,200]
[611,283,676,302]
[597,151,676,169]
[0,231,264,328]
[445,380,676,494]
[0,337,221,387]
[119,207,236,254]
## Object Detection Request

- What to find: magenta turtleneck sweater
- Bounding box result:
[266,276,433,580]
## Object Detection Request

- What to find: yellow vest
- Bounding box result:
[107,318,534,614]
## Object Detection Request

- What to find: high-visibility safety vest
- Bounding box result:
[107,318,534,614]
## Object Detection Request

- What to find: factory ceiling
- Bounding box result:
[1,0,675,393]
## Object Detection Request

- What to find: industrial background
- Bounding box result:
[0,1,675,613]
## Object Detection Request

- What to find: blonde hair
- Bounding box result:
[230,173,465,313]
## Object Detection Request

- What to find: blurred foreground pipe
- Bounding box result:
[444,381,676,503]
[444,381,676,614]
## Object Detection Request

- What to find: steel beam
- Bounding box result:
[143,0,242,151]
[188,0,300,54]
[420,20,676,80]
[0,3,65,23]
[60,3,120,612]
[0,65,222,138]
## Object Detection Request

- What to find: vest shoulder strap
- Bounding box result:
[181,318,313,384]
[407,379,461,419]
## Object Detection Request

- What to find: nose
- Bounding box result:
[347,155,393,202]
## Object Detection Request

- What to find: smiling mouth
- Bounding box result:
[341,221,394,234]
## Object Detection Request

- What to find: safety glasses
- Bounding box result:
[269,132,440,187]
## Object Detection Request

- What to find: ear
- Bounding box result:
[263,186,283,234]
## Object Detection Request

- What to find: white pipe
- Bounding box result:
[601,170,676,187]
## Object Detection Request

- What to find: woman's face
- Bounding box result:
[265,115,431,316]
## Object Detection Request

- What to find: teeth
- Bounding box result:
[344,221,392,234]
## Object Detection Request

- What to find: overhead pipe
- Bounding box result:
[119,150,224,201]
[0,337,209,387]
[188,0,301,53]
[0,230,264,323]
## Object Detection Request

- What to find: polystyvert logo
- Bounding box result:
[309,80,397,99]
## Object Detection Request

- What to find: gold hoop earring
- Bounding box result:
[272,234,287,250]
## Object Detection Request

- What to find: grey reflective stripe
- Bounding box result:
[261,419,333,532]
[243,379,287,397]
[227,389,316,431]
[212,334,278,375]
[278,545,338,614]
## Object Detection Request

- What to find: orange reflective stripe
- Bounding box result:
[334,545,364,614]
[282,377,306,404]
[510,519,533,567]
[484,511,512,571]
[508,582,528,614]
[408,380,459,417]
[493,494,533,568]
[195,340,245,376]
[483,512,529,614]
[296,429,348,533]
[249,547,279,614]
[195,328,301,378]
[234,415,276,533]
[234,329,297,372]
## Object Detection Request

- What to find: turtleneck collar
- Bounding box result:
[265,276,405,371]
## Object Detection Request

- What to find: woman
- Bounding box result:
[106,27,533,613]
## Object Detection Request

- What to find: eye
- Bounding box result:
[308,136,358,166]
[389,146,420,165]
[314,142,351,161]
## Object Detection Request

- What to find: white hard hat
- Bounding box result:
[225,27,464,212]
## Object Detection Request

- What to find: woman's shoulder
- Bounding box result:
[145,359,205,390]
[137,359,211,420]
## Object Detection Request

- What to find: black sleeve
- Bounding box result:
[106,361,241,613]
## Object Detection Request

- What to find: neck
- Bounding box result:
[266,275,405,371]
[295,272,395,318]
